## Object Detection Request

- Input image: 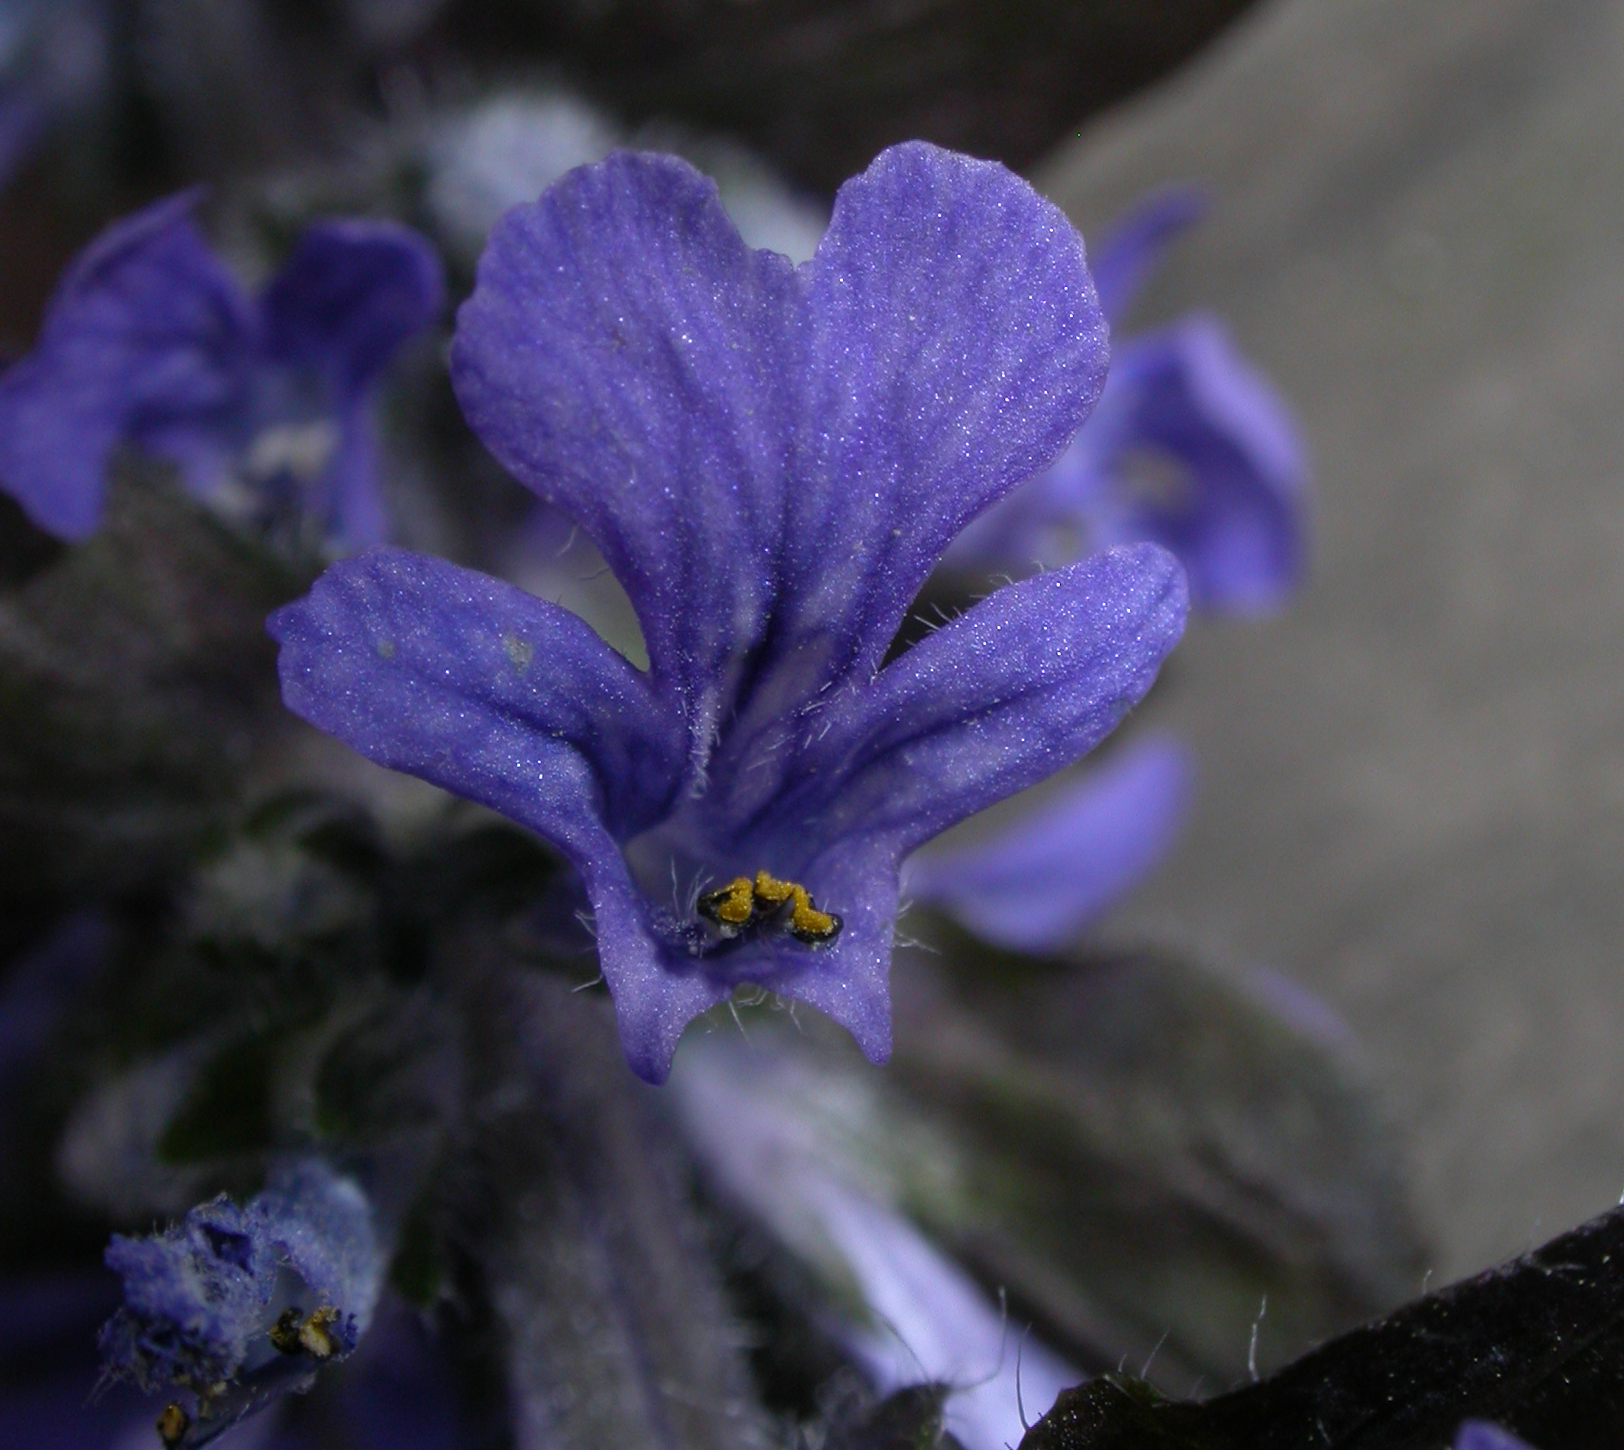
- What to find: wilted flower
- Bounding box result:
[948,187,1306,614]
[99,1158,383,1446]
[0,191,442,547]
[271,142,1188,1081]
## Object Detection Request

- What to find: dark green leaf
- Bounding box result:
[1022,1204,1624,1450]
[456,939,770,1450]
[0,465,305,906]
[156,1031,279,1164]
[890,940,1427,1388]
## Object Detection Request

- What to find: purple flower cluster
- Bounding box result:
[99,1160,381,1390]
[0,191,442,547]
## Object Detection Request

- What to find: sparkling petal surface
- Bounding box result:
[269,547,683,840]
[781,543,1188,858]
[780,141,1109,681]
[450,150,804,741]
[267,546,725,1081]
[902,732,1193,952]
[0,190,252,537]
[761,545,1186,1055]
[282,147,1182,1076]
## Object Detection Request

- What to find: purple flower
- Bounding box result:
[902,733,1192,953]
[0,191,443,546]
[270,143,1188,1083]
[947,187,1307,614]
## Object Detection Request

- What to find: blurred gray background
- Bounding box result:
[1046,0,1624,1282]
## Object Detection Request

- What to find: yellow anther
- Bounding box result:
[750,870,795,907]
[697,871,842,945]
[697,876,756,929]
[297,1305,341,1360]
[157,1403,191,1449]
[752,872,842,944]
[269,1304,341,1359]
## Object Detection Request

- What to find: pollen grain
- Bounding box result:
[752,871,842,944]
[697,876,756,929]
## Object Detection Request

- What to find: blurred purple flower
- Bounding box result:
[902,733,1192,953]
[672,1035,1078,1450]
[0,86,45,191]
[947,187,1307,615]
[0,191,443,546]
[1456,1424,1536,1450]
[270,144,1188,1082]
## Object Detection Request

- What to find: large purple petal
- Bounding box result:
[268,548,721,1081]
[269,547,684,845]
[730,546,1185,1058]
[262,219,445,399]
[901,733,1192,952]
[779,142,1109,682]
[0,191,253,537]
[778,544,1188,860]
[449,151,804,742]
[1089,184,1208,324]
[1085,315,1306,612]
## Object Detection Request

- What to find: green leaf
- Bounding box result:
[0,465,305,906]
[890,940,1427,1387]
[456,937,772,1450]
[1021,1203,1624,1450]
[156,1031,280,1164]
